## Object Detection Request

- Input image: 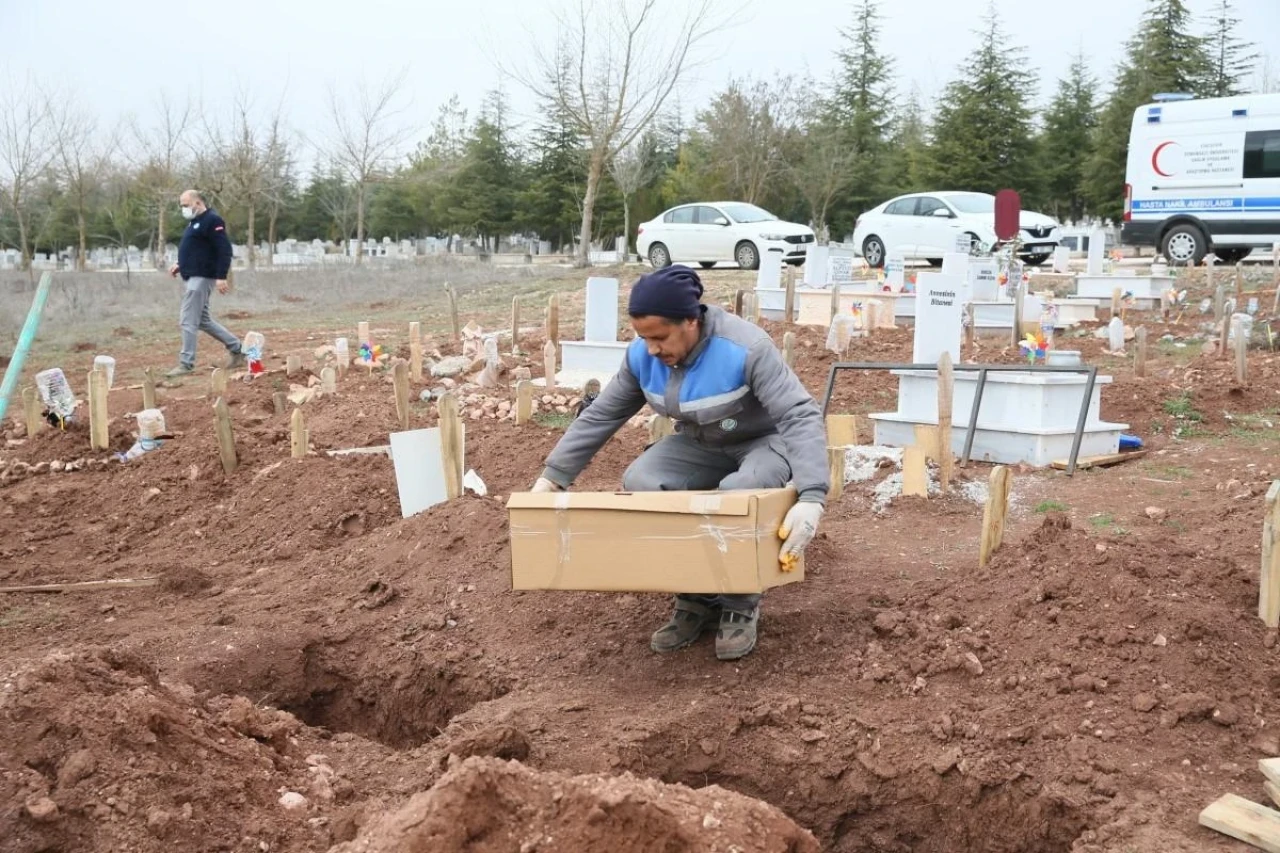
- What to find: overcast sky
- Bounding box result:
[4,0,1279,154]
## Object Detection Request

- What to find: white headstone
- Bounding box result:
[1107,316,1124,352]
[1052,246,1071,274]
[884,252,905,292]
[1086,231,1106,275]
[804,245,830,286]
[969,260,999,301]
[615,235,627,263]
[912,273,963,365]
[942,252,970,278]
[755,250,783,290]
[828,245,856,284]
[1022,294,1044,324]
[584,277,619,343]
[389,428,449,518]
[954,231,972,255]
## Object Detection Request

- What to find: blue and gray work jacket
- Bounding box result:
[541,305,830,505]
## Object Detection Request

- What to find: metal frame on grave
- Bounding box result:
[820,361,1100,476]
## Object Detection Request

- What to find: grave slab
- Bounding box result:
[584,277,620,343]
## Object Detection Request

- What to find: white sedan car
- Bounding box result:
[637,202,815,271]
[852,191,1061,267]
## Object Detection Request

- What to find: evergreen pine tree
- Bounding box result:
[1204,0,1258,97]
[1084,0,1216,220]
[519,90,585,253]
[1036,51,1097,222]
[826,0,893,231]
[925,6,1038,196]
[879,85,930,199]
[445,90,518,251]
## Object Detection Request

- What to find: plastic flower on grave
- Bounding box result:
[1019,332,1049,363]
[359,343,373,362]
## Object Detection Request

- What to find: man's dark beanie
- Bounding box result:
[628,266,704,320]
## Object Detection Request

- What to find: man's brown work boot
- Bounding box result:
[650,599,718,653]
[715,606,759,661]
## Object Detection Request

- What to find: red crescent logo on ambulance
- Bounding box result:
[1152,141,1178,178]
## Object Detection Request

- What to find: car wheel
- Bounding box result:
[699,261,716,270]
[861,236,885,268]
[648,243,672,269]
[1214,247,1250,264]
[926,258,943,268]
[735,241,759,271]
[1160,224,1207,266]
[1022,254,1051,267]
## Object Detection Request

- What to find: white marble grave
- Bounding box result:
[545,277,629,390]
[1086,230,1106,275]
[868,275,1128,466]
[802,245,830,286]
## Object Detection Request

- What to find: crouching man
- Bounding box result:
[531,267,829,660]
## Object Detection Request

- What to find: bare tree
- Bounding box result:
[0,72,57,271]
[203,88,291,268]
[261,113,296,263]
[322,70,412,263]
[694,76,799,205]
[52,95,118,270]
[608,133,657,255]
[520,0,721,266]
[787,85,854,238]
[130,92,192,268]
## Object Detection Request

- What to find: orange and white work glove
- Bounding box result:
[778,501,824,572]
[531,477,565,493]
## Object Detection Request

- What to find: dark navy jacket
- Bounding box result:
[541,305,830,504]
[177,208,233,281]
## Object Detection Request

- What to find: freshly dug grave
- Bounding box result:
[332,756,820,853]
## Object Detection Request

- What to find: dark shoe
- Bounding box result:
[716,607,759,661]
[226,351,247,370]
[164,365,194,378]
[650,599,718,653]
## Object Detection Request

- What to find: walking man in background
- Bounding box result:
[165,190,244,377]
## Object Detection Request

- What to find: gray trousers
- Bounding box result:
[621,431,791,613]
[179,276,241,369]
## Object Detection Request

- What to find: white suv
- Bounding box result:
[637,202,815,270]
[852,191,1061,267]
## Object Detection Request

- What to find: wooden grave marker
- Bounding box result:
[142,367,157,410]
[1261,481,1280,628]
[436,392,464,500]
[88,365,109,451]
[979,465,1012,567]
[290,408,308,459]
[392,358,411,430]
[213,396,237,475]
[515,380,533,425]
[937,350,955,490]
[21,386,40,439]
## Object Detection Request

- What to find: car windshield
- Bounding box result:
[944,193,995,214]
[720,203,777,224]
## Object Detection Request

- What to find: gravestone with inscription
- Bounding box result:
[911,272,963,365]
[884,252,905,292]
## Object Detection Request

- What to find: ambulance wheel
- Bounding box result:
[1160,224,1207,266]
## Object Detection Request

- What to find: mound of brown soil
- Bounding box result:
[333,756,819,853]
[0,649,331,853]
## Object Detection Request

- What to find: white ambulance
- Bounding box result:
[1122,93,1280,264]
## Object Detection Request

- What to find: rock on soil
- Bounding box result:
[331,756,819,853]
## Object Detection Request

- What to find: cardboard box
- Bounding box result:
[506,488,803,593]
